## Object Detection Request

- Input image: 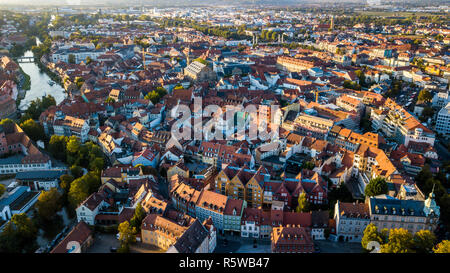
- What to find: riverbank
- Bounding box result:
[15,67,31,109]
[17,50,67,110]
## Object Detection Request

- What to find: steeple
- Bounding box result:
[424,183,440,217]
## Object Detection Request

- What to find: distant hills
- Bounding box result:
[1,0,448,7]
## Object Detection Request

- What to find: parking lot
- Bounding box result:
[215,235,271,253]
[87,233,120,253]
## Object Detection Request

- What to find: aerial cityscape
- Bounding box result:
[0,0,449,257]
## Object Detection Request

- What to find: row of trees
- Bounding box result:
[362,224,449,253]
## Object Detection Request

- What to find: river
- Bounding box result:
[18,48,66,111]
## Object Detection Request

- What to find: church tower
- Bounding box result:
[423,184,440,218]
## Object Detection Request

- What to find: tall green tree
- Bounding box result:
[70,165,84,179]
[418,89,432,103]
[19,119,45,142]
[67,136,81,155]
[296,192,310,213]
[364,177,388,197]
[130,202,146,231]
[118,221,137,253]
[35,188,62,221]
[412,229,436,253]
[68,177,90,209]
[0,213,38,253]
[60,174,74,194]
[48,135,68,161]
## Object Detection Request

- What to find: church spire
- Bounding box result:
[424,183,440,217]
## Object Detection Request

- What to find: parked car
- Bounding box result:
[110,247,117,253]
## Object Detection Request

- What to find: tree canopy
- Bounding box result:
[380,228,415,253]
[296,192,310,213]
[35,188,62,221]
[433,240,450,253]
[364,177,388,197]
[68,177,90,209]
[0,213,38,253]
[361,224,388,251]
[418,89,432,103]
[20,119,45,142]
[118,221,137,253]
[130,202,146,231]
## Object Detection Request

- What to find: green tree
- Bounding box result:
[60,174,74,193]
[380,228,414,253]
[83,171,101,194]
[68,177,89,209]
[41,95,56,109]
[362,224,387,251]
[433,240,450,253]
[70,165,84,179]
[48,135,68,161]
[193,57,208,65]
[418,89,432,103]
[296,192,310,213]
[105,97,116,103]
[130,202,146,231]
[67,136,81,155]
[355,70,366,86]
[89,157,104,173]
[144,87,167,104]
[412,229,436,253]
[35,188,62,221]
[19,119,45,142]
[0,213,38,253]
[118,221,137,253]
[364,177,388,197]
